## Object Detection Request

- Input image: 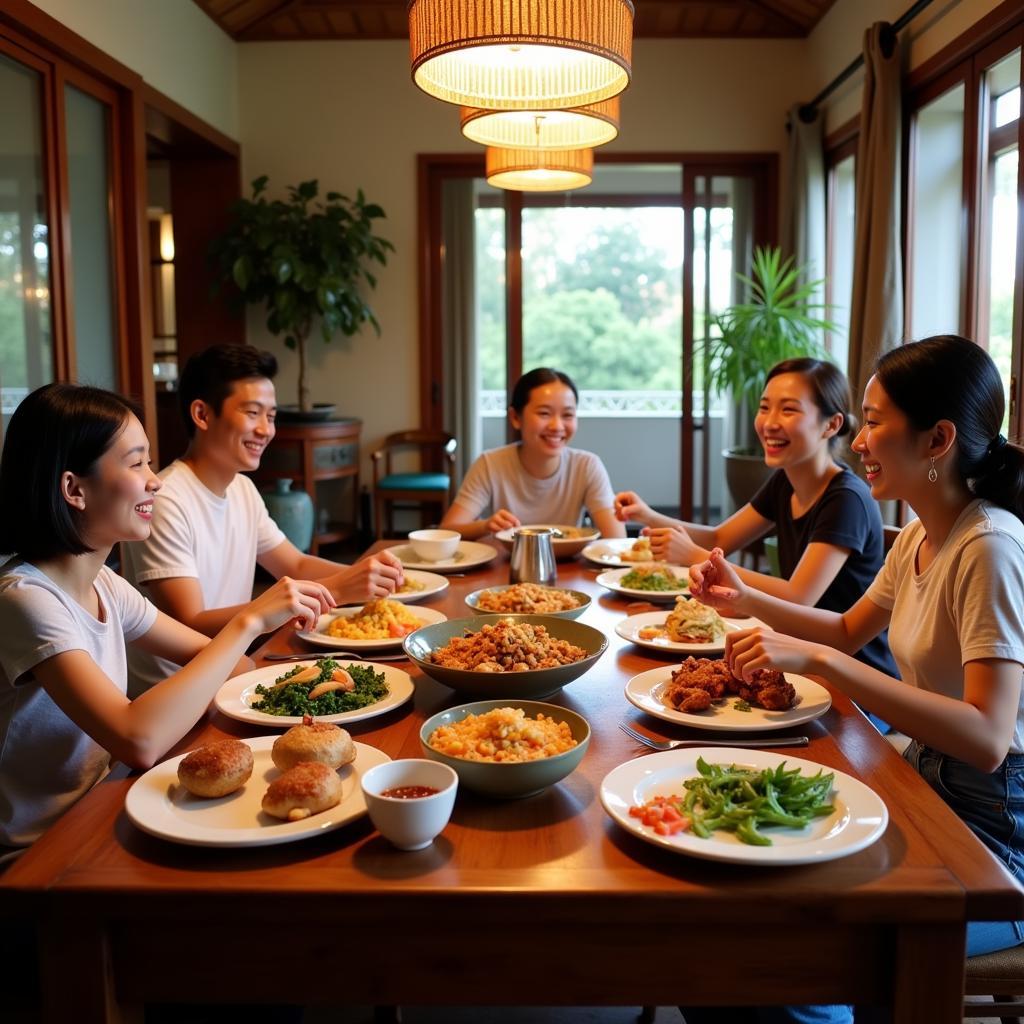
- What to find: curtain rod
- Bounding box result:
[797,0,936,122]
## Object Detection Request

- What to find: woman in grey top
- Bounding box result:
[440,368,625,540]
[691,336,1024,973]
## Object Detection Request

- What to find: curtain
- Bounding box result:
[848,21,904,403]
[440,178,479,482]
[782,104,826,289]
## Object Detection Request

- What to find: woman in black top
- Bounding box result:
[616,358,897,679]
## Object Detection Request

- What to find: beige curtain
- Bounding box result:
[440,178,479,482]
[782,104,826,289]
[848,22,904,403]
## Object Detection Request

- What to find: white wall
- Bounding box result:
[808,0,1009,132]
[25,0,239,139]
[237,37,812,482]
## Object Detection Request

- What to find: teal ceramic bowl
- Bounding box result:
[464,585,591,620]
[419,699,591,799]
[403,614,608,700]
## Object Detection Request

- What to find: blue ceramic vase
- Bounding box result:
[262,478,315,553]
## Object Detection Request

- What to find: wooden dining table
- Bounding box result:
[3,539,1022,1024]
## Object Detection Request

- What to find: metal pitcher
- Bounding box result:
[509,527,556,586]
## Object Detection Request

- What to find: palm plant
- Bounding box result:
[706,245,837,433]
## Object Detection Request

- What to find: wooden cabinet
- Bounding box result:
[251,419,361,554]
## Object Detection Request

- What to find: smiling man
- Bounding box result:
[122,344,402,695]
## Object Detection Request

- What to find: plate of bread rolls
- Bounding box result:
[125,728,391,847]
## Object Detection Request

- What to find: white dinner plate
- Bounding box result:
[581,538,654,568]
[214,660,416,727]
[386,541,498,573]
[615,611,766,654]
[125,736,391,848]
[596,566,691,603]
[298,605,448,650]
[390,569,449,603]
[625,665,832,731]
[600,747,887,865]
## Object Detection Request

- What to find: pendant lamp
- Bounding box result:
[486,145,594,192]
[409,0,634,110]
[461,97,619,150]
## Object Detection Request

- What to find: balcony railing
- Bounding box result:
[479,389,724,416]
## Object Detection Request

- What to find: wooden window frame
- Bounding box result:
[416,151,778,520]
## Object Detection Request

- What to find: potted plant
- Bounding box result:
[705,245,838,507]
[210,176,393,417]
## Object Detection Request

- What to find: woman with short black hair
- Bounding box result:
[0,383,332,854]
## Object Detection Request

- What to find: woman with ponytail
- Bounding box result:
[689,336,1024,983]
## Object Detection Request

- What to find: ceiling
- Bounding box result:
[194,1,839,42]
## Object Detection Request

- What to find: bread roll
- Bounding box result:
[262,761,343,822]
[272,716,355,772]
[177,739,254,798]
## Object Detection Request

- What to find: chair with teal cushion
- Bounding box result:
[372,430,457,538]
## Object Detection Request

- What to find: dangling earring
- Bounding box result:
[927,457,938,483]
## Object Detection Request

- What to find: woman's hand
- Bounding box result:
[330,550,405,603]
[486,509,521,533]
[242,576,334,634]
[689,547,747,609]
[613,490,654,523]
[645,526,706,565]
[724,626,826,682]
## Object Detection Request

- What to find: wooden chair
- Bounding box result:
[371,430,457,538]
[964,945,1024,1022]
[883,524,901,553]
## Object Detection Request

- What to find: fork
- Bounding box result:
[263,650,408,662]
[618,722,809,751]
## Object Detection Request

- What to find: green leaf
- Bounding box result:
[232,255,250,291]
[273,258,292,284]
[284,335,297,350]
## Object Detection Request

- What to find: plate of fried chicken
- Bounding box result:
[624,657,832,731]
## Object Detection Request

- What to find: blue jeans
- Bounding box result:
[903,740,1024,955]
[682,744,1024,1024]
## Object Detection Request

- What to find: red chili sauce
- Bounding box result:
[381,785,440,799]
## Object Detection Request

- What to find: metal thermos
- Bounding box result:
[509,527,556,586]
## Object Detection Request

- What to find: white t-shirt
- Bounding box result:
[452,444,615,527]
[121,460,285,694]
[866,499,1024,753]
[0,562,157,849]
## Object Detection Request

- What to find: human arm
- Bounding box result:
[725,626,1021,773]
[440,500,520,539]
[644,504,774,564]
[259,539,404,604]
[690,547,891,655]
[32,578,333,770]
[590,504,625,539]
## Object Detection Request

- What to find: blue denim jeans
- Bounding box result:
[903,740,1024,955]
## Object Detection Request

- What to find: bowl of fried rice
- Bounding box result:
[403,614,607,699]
[464,582,591,620]
[419,699,591,798]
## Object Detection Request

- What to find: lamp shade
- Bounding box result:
[485,146,594,192]
[461,98,619,150]
[409,0,634,110]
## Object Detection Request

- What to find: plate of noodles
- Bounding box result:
[615,601,766,654]
[298,599,447,650]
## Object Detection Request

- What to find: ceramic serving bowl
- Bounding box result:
[419,699,590,799]
[464,584,591,620]
[408,529,461,562]
[494,524,600,559]
[403,614,607,700]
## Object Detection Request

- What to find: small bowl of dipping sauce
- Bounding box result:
[360,759,458,850]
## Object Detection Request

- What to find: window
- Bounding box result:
[825,144,856,374]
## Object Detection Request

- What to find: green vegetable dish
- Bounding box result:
[683,757,834,846]
[619,566,684,592]
[252,658,388,716]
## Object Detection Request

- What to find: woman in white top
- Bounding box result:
[690,336,1024,987]
[0,384,333,852]
[439,368,625,540]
